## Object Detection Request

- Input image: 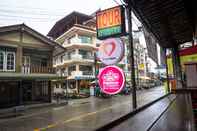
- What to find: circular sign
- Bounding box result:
[97,38,124,65]
[98,66,125,95]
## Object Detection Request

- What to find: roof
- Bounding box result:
[0,24,65,56]
[125,0,195,48]
[47,11,93,39]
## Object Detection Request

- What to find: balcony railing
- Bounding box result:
[82,55,94,59]
[64,54,94,61]
[82,71,94,76]
[22,65,55,74]
[68,71,94,76]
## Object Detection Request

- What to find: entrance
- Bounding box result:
[0,81,18,108]
[22,81,32,102]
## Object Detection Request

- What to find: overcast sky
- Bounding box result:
[0,0,121,35]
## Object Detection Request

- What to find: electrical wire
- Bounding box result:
[112,0,121,5]
[0,8,67,16]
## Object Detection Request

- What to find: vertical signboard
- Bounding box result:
[96,6,126,40]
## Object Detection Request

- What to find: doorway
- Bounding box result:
[22,81,32,102]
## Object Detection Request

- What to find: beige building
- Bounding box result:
[48,12,97,94]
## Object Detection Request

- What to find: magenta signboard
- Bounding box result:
[98,66,125,95]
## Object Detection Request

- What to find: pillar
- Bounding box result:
[171,46,183,88]
[48,81,52,103]
[16,46,23,72]
[18,80,23,105]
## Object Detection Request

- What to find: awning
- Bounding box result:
[0,73,63,80]
[125,0,195,48]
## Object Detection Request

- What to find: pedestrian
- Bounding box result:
[95,84,100,97]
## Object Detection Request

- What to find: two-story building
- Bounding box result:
[48,12,97,94]
[0,24,64,108]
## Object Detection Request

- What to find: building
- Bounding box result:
[0,24,64,108]
[48,12,97,94]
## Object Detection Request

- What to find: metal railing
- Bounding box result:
[64,55,94,61]
[82,71,94,76]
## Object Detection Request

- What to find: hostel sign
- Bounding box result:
[97,38,124,65]
[96,6,126,40]
[98,66,125,95]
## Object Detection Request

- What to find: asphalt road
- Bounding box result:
[0,86,165,131]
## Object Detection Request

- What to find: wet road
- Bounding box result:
[0,86,165,131]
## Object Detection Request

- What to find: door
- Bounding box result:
[0,82,18,108]
[22,81,32,102]
[22,56,30,73]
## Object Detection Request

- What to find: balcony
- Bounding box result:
[63,54,94,64]
[62,43,96,50]
[22,65,55,74]
[82,71,94,76]
[67,71,94,80]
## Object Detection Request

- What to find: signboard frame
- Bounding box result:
[96,5,126,40]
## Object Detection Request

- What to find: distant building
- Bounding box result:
[0,24,64,108]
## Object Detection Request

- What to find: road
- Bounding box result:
[0,86,165,131]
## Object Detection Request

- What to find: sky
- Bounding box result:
[0,0,120,35]
[0,0,158,69]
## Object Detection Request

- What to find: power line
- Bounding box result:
[0,4,68,12]
[112,0,121,5]
[0,17,58,22]
[0,13,61,20]
[0,8,67,16]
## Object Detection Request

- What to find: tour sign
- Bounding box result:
[96,6,126,40]
[97,38,124,65]
[98,66,125,95]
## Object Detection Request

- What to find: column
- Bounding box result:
[171,46,183,89]
[16,46,23,72]
[48,81,52,102]
[18,80,23,105]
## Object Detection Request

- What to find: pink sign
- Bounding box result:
[98,66,125,95]
[97,38,124,65]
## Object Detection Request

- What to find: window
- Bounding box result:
[68,65,76,75]
[41,58,47,67]
[0,51,4,70]
[0,51,15,71]
[60,55,64,63]
[67,36,77,44]
[78,35,92,43]
[6,52,15,71]
[79,49,92,59]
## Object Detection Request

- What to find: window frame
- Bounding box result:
[6,51,15,71]
[0,51,15,72]
[0,51,5,71]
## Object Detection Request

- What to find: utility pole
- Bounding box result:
[94,52,97,86]
[164,48,170,93]
[125,2,137,109]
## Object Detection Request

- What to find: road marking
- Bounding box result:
[35,101,130,131]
